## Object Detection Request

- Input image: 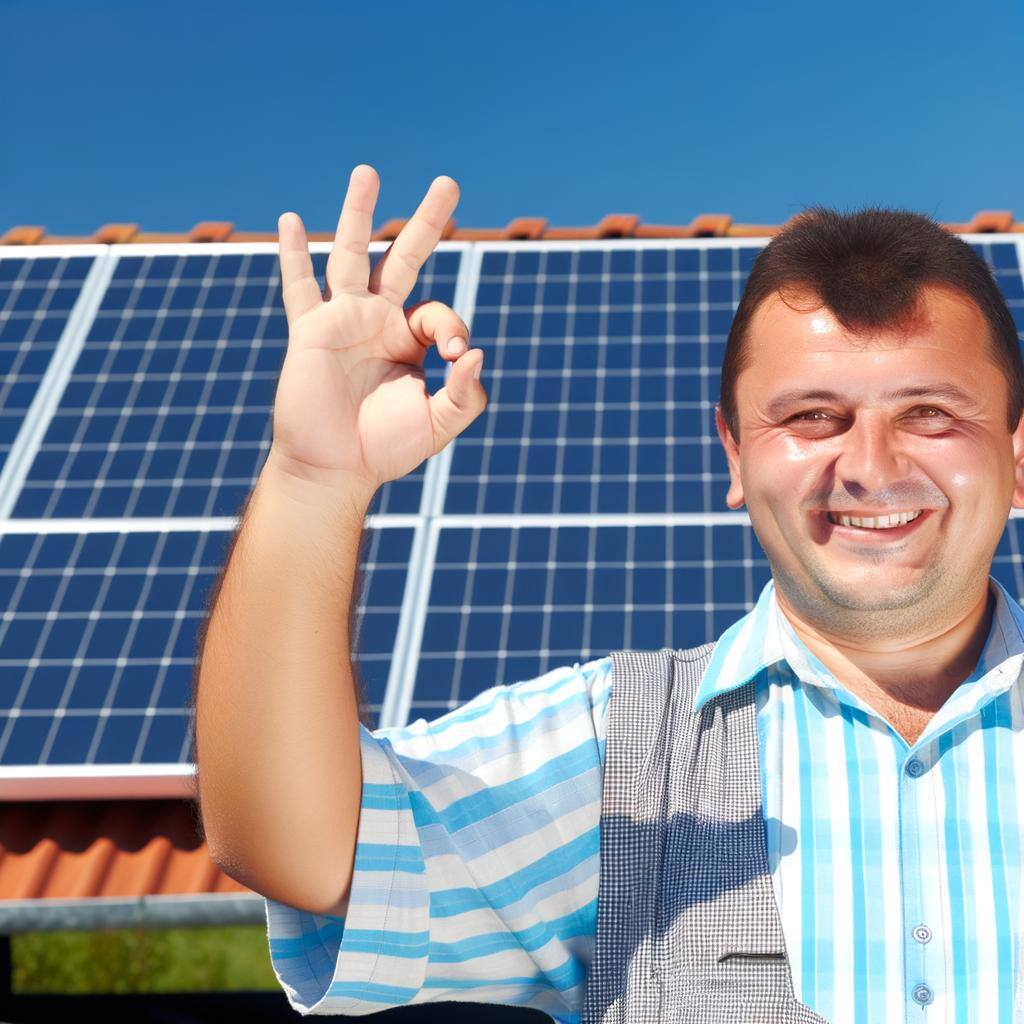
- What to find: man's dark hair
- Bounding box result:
[718,204,1024,442]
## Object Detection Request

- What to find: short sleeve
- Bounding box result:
[264,656,614,1020]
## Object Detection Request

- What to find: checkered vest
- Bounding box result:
[579,645,831,1023]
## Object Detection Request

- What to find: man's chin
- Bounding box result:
[803,565,937,612]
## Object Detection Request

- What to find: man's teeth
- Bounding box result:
[828,510,924,529]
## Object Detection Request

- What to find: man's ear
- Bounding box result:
[714,404,745,510]
[1011,408,1024,511]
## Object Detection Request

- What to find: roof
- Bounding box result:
[0,799,261,933]
[2,210,1022,245]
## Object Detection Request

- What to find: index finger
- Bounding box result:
[367,175,459,307]
[324,164,380,298]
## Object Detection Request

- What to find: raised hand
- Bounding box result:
[269,164,486,494]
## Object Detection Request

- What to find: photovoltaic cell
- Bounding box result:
[0,255,95,478]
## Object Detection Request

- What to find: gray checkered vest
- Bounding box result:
[580,645,830,1023]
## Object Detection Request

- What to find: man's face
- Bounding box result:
[715,283,1024,640]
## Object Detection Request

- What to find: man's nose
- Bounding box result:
[833,412,907,494]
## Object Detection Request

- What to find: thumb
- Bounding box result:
[427,350,487,456]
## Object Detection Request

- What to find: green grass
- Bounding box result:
[12,925,280,994]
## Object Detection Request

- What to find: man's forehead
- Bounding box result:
[739,285,999,413]
[748,284,986,352]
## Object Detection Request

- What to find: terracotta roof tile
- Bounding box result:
[2,210,1020,245]
[0,800,248,902]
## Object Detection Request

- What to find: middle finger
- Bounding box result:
[368,175,459,307]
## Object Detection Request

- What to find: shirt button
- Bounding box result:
[906,759,925,777]
[912,984,934,1005]
[912,925,932,943]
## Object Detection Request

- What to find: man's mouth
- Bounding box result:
[827,509,924,529]
[818,508,933,541]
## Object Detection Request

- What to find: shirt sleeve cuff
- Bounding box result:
[264,721,430,1015]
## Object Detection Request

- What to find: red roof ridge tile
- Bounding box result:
[2,210,1020,245]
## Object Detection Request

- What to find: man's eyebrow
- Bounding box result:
[763,384,982,418]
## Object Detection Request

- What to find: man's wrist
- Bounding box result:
[261,447,378,517]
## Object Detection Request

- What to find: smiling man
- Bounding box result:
[667,209,1024,1022]
[717,279,1024,746]
[202,178,1024,1024]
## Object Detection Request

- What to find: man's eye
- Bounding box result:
[789,407,949,424]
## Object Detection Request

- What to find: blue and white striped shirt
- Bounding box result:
[265,574,1024,1022]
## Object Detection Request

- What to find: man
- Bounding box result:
[194,166,1024,1023]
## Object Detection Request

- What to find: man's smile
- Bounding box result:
[813,507,936,545]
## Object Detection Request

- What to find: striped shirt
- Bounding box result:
[264,573,1024,1022]
[264,654,612,1021]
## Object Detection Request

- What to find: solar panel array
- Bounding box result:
[2,235,1023,798]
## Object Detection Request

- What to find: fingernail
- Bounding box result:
[446,337,465,357]
[473,360,482,380]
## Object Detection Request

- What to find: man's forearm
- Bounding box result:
[193,448,377,914]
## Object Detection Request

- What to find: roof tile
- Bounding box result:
[0,801,249,902]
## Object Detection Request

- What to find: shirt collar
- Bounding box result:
[692,573,1024,715]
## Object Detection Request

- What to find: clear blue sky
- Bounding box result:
[4,0,1023,236]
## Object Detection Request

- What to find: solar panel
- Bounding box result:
[0,523,414,782]
[1,235,1022,799]
[447,244,755,515]
[10,246,461,519]
[392,521,770,724]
